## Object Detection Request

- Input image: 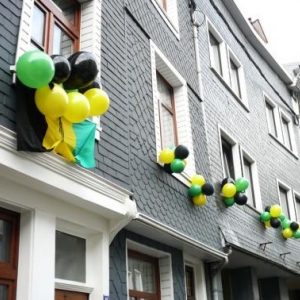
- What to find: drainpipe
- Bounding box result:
[211,245,232,300]
[193,25,204,100]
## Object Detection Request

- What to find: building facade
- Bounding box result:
[1,0,300,300]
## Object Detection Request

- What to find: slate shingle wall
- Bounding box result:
[0,1,21,131]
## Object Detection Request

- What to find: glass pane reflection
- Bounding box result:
[52,24,73,57]
[0,284,8,300]
[31,5,45,46]
[0,220,12,263]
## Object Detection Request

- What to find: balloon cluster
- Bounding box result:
[16,50,110,123]
[221,177,249,207]
[259,205,285,228]
[259,205,300,239]
[188,174,214,206]
[159,145,189,174]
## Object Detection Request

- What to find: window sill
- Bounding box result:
[150,0,180,40]
[55,279,93,294]
[158,162,191,186]
[268,132,299,159]
[210,67,250,113]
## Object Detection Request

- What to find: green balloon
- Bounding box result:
[278,213,286,221]
[235,177,249,192]
[224,197,235,207]
[260,211,271,222]
[293,230,300,239]
[189,184,202,197]
[170,159,185,173]
[281,219,291,229]
[16,50,55,88]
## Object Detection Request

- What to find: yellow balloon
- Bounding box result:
[270,205,282,218]
[193,194,207,206]
[35,84,68,118]
[84,88,110,116]
[222,183,237,198]
[264,220,271,228]
[159,148,175,164]
[64,92,90,123]
[191,174,206,187]
[282,228,293,239]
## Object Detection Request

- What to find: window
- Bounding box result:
[265,101,277,137]
[209,32,222,76]
[279,186,290,219]
[243,156,255,206]
[221,138,235,179]
[157,72,178,148]
[30,0,80,56]
[128,250,161,300]
[55,231,86,282]
[229,58,241,98]
[185,266,196,300]
[281,117,292,150]
[294,193,300,222]
[151,0,179,36]
[151,41,196,180]
[0,208,20,300]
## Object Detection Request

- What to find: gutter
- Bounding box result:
[136,213,228,261]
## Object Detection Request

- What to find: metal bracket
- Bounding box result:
[259,241,272,251]
[279,252,291,260]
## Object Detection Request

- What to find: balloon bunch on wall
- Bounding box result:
[221,177,249,207]
[159,145,189,174]
[16,50,110,122]
[259,205,285,228]
[259,205,300,239]
[188,174,214,206]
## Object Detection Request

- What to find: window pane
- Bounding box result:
[51,0,76,24]
[279,187,289,218]
[243,158,255,207]
[0,220,12,263]
[157,75,172,108]
[128,257,156,293]
[209,33,222,75]
[0,285,8,300]
[185,266,195,299]
[266,103,277,137]
[161,106,176,148]
[296,197,300,221]
[222,139,234,178]
[282,118,292,150]
[230,59,241,97]
[52,24,74,56]
[55,231,86,282]
[31,5,45,47]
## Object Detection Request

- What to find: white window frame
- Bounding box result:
[126,239,174,300]
[14,0,102,140]
[206,19,228,82]
[150,40,196,185]
[277,179,296,221]
[279,109,297,154]
[227,48,248,106]
[218,126,241,180]
[240,147,262,211]
[293,190,300,222]
[184,253,207,300]
[151,0,180,39]
[264,93,282,140]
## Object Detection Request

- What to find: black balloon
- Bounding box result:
[290,221,299,231]
[63,51,99,90]
[174,145,189,159]
[163,163,173,174]
[202,183,214,196]
[79,77,101,94]
[264,205,271,212]
[51,55,71,84]
[234,192,248,205]
[221,177,235,188]
[270,218,281,228]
